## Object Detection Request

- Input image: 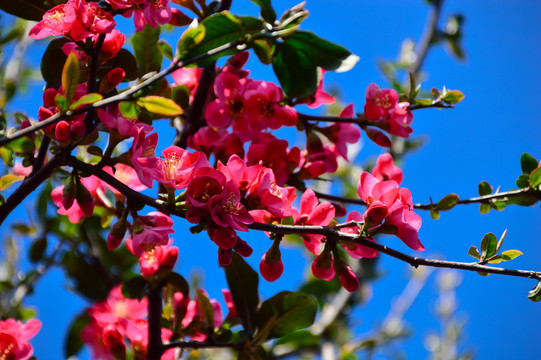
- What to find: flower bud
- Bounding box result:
[75,177,94,217]
[335,260,359,293]
[62,175,77,210]
[365,128,391,147]
[107,215,127,250]
[311,245,335,281]
[259,240,284,282]
[218,248,233,267]
[55,120,71,142]
[102,325,126,360]
[234,238,253,257]
[168,8,193,27]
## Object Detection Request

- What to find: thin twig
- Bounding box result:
[162,340,243,351]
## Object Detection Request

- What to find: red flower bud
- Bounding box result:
[234,238,253,257]
[365,128,391,147]
[55,120,71,142]
[337,264,359,293]
[218,248,233,267]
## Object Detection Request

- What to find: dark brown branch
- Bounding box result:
[162,340,243,351]
[313,187,535,210]
[147,286,164,360]
[84,33,106,132]
[65,158,541,282]
[174,64,215,148]
[411,0,443,75]
[0,154,64,226]
[0,40,242,148]
[29,136,50,177]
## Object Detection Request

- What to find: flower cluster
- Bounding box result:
[364,83,414,138]
[82,285,232,359]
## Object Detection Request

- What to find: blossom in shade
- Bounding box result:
[0,318,41,360]
[130,211,175,258]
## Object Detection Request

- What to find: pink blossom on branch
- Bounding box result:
[357,172,423,250]
[0,318,41,360]
[29,0,116,41]
[372,153,403,184]
[130,211,175,258]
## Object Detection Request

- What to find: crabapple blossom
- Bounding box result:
[372,153,403,184]
[29,0,116,41]
[130,212,175,258]
[0,318,41,360]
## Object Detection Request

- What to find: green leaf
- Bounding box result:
[441,89,465,104]
[8,137,35,154]
[136,96,183,117]
[29,237,47,262]
[251,39,274,65]
[0,0,48,21]
[196,289,215,335]
[490,200,507,211]
[500,249,523,261]
[479,203,491,214]
[256,291,317,339]
[467,246,481,260]
[272,41,318,99]
[119,101,140,119]
[131,24,163,77]
[529,167,541,189]
[163,272,190,297]
[435,193,459,211]
[250,0,277,23]
[495,228,507,253]
[177,22,207,56]
[529,281,541,302]
[41,38,69,89]
[0,174,24,190]
[274,329,319,348]
[157,39,174,60]
[121,276,148,300]
[516,174,530,189]
[64,312,91,358]
[521,153,538,174]
[69,93,103,110]
[98,49,139,82]
[224,252,259,332]
[285,31,359,72]
[430,208,440,220]
[478,181,492,196]
[62,52,81,105]
[413,98,434,106]
[480,232,498,260]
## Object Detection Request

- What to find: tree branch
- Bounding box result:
[0,40,242,148]
[64,157,541,282]
[147,286,164,360]
[162,340,243,351]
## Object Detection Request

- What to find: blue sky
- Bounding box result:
[2,0,540,359]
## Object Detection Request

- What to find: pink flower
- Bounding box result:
[318,104,361,161]
[129,129,159,188]
[372,153,403,184]
[131,211,175,258]
[29,0,116,41]
[153,146,211,190]
[98,105,153,139]
[0,318,41,360]
[127,238,179,277]
[205,71,247,129]
[246,134,291,186]
[243,80,298,131]
[208,180,254,232]
[294,188,335,255]
[339,211,378,258]
[103,164,147,198]
[132,0,172,32]
[388,102,414,137]
[303,70,336,108]
[172,67,202,93]
[364,83,399,120]
[357,172,423,250]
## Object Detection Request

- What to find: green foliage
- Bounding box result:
[61,52,80,105]
[528,281,541,302]
[132,25,163,77]
[256,291,317,340]
[136,95,183,117]
[224,253,259,332]
[250,0,277,23]
[64,311,91,358]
